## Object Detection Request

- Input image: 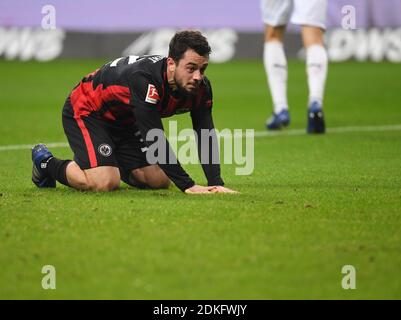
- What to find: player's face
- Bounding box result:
[171,50,209,94]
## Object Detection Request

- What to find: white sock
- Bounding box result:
[264,41,288,114]
[306,44,328,107]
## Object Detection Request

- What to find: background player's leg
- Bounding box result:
[301,26,328,133]
[264,25,290,130]
[264,25,288,114]
[65,163,120,191]
[302,26,328,108]
[260,0,292,130]
[126,165,170,189]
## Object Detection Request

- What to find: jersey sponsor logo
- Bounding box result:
[145,84,160,104]
[98,143,112,157]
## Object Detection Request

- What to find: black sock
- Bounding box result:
[45,157,72,187]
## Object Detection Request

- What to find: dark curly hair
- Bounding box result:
[168,30,211,62]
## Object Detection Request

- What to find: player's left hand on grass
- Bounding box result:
[210,186,239,194]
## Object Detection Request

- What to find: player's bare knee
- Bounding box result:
[266,26,285,42]
[148,176,171,189]
[301,26,324,48]
[71,175,92,191]
[160,177,171,189]
[145,167,170,189]
[75,181,91,191]
[130,166,170,189]
[91,179,120,192]
[83,167,120,191]
[87,176,120,192]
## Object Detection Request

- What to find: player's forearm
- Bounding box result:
[154,137,196,191]
[133,107,196,192]
[203,164,224,186]
[199,150,225,186]
[158,163,195,191]
[192,116,224,186]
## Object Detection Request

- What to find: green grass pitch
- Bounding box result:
[0,59,400,299]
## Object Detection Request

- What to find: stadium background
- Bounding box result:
[1,0,401,62]
[0,0,400,300]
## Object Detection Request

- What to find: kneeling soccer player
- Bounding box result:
[31,30,237,194]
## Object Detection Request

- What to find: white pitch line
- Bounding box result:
[0,142,69,152]
[252,124,401,137]
[1,124,401,152]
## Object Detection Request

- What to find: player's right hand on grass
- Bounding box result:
[185,185,217,194]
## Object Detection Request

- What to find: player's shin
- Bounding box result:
[264,41,288,114]
[306,44,328,106]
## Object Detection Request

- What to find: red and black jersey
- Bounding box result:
[69,55,224,191]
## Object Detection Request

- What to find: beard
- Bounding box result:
[174,77,200,96]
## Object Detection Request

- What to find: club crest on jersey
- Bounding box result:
[98,143,112,157]
[145,84,160,104]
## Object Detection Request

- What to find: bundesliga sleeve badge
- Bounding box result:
[145,84,160,104]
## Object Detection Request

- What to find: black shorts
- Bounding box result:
[62,98,150,178]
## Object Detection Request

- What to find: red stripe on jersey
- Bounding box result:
[69,84,100,168]
[75,117,98,168]
[104,85,130,105]
[102,110,116,122]
[70,81,131,117]
[103,105,135,125]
